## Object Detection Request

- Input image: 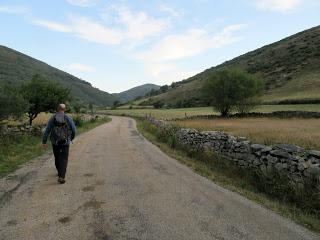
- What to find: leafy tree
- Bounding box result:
[202,69,263,117]
[21,74,70,125]
[153,100,164,109]
[111,100,120,110]
[71,100,85,114]
[88,102,94,115]
[0,84,28,122]
[160,85,169,93]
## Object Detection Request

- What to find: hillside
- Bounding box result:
[0,46,116,106]
[150,25,320,106]
[114,83,160,103]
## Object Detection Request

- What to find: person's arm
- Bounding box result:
[66,116,76,141]
[42,117,54,144]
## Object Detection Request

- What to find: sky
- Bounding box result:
[0,0,319,93]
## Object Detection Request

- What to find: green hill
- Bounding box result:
[114,83,160,103]
[150,25,320,106]
[0,46,116,106]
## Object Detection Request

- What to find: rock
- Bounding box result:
[261,146,272,153]
[275,162,284,171]
[308,150,320,158]
[237,137,247,141]
[251,144,266,152]
[306,164,320,176]
[260,164,267,175]
[267,155,278,164]
[274,144,302,154]
[270,150,291,159]
[253,159,262,166]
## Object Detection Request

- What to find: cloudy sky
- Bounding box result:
[0,0,319,93]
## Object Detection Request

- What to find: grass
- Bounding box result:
[103,104,320,119]
[173,118,320,150]
[136,118,320,233]
[0,116,111,177]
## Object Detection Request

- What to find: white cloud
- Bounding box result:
[137,24,245,62]
[114,5,169,41]
[66,0,96,7]
[33,19,71,32]
[160,5,182,18]
[65,63,95,72]
[0,5,28,14]
[68,15,123,44]
[144,63,200,85]
[33,6,169,46]
[255,0,301,12]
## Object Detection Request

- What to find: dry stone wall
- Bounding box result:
[147,117,320,184]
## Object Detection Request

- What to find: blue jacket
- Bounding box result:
[42,113,76,145]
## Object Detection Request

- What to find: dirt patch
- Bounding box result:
[83,173,94,177]
[82,199,106,210]
[82,186,95,192]
[58,216,72,223]
[95,180,105,186]
[7,220,17,226]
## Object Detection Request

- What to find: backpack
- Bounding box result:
[50,113,71,145]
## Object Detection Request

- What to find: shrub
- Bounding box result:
[73,115,84,127]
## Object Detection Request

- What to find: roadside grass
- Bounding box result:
[173,118,320,150]
[0,116,111,177]
[103,104,320,119]
[136,118,320,233]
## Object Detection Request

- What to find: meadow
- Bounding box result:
[104,104,320,119]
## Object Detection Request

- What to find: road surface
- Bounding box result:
[0,116,318,240]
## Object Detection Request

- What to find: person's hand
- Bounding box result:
[42,144,48,150]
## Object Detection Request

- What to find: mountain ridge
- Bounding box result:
[0,45,116,106]
[114,83,160,103]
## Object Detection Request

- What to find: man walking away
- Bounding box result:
[42,104,76,184]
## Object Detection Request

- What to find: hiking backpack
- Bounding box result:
[50,114,71,145]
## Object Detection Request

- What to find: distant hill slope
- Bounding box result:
[0,46,116,106]
[151,25,320,105]
[115,83,160,103]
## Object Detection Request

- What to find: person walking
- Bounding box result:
[42,104,76,184]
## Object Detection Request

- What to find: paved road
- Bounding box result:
[0,116,318,240]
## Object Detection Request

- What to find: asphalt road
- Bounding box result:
[0,116,318,240]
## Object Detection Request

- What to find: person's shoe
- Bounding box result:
[58,177,66,184]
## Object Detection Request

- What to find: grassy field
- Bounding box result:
[103,104,320,119]
[0,116,111,177]
[137,118,320,233]
[173,118,320,150]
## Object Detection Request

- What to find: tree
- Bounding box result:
[202,69,263,117]
[160,85,169,93]
[88,102,94,115]
[153,100,164,109]
[0,84,28,122]
[21,74,70,125]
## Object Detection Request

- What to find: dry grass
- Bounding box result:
[173,118,320,150]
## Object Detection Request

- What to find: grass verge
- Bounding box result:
[136,118,320,233]
[0,116,111,177]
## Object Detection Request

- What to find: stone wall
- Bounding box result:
[146,117,320,184]
[0,124,44,135]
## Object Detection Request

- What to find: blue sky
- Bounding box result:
[0,0,319,93]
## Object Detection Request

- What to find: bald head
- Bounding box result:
[58,103,66,112]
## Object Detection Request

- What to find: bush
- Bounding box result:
[73,115,84,127]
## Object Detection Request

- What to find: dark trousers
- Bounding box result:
[52,144,70,178]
